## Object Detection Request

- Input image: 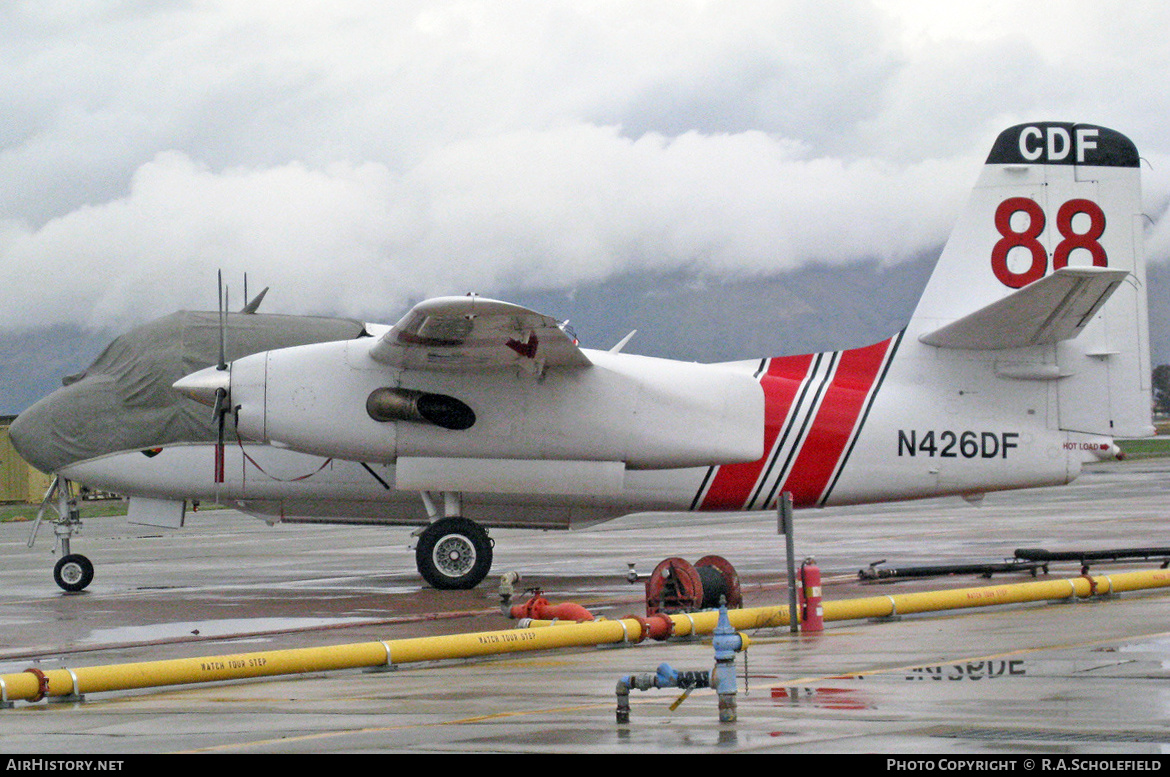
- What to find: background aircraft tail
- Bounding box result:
[908,122,1152,438]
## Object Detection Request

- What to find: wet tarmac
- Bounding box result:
[2,458,1170,754]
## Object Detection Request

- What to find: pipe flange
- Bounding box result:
[622,615,652,644]
[24,668,49,703]
[646,613,674,641]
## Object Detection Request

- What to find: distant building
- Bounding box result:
[1,415,54,503]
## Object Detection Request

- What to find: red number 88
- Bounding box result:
[991,197,1107,289]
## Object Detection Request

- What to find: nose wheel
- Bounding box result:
[415,517,493,589]
[53,553,94,593]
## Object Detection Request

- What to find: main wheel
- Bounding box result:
[54,553,94,592]
[415,518,493,590]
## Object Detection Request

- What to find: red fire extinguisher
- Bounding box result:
[800,558,824,633]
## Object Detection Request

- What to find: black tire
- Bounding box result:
[54,553,94,593]
[415,518,493,590]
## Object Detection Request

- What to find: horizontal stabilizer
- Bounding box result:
[370,295,592,371]
[918,267,1129,350]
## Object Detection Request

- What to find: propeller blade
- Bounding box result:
[217,270,227,370]
[215,269,229,483]
[213,385,227,484]
[211,383,226,420]
[241,287,269,314]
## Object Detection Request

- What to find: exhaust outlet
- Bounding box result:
[366,387,476,430]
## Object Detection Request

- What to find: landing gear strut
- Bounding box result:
[29,476,94,593]
[415,517,493,590]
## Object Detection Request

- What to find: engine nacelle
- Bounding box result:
[223,338,764,472]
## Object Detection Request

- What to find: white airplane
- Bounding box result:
[10,121,1153,592]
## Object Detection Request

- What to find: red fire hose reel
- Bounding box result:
[645,555,742,615]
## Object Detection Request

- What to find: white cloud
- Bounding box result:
[0,126,974,328]
[1,0,1169,331]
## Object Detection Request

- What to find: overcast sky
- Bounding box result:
[3,0,1170,332]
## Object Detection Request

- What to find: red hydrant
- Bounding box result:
[509,590,595,622]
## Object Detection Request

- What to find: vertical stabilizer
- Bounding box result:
[910,122,1151,438]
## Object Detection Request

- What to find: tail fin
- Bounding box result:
[910,122,1152,438]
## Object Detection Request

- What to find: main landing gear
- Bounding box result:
[415,517,494,590]
[30,476,95,593]
[414,491,493,589]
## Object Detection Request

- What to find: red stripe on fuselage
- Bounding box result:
[696,337,894,511]
[779,338,893,507]
[698,354,814,510]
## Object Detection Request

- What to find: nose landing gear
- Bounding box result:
[30,476,94,593]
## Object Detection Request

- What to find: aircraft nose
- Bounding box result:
[10,373,139,474]
[8,398,62,473]
[173,366,231,407]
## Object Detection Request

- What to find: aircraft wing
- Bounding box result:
[369,296,592,371]
[918,267,1129,350]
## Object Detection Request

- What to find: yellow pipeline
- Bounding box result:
[3,568,1169,705]
[0,619,637,704]
[822,567,1170,622]
[528,568,1170,633]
